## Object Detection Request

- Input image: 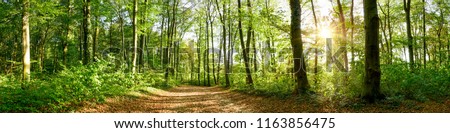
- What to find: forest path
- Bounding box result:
[78,85,450,113]
[80,86,272,113]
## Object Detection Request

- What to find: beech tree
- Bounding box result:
[290,0,309,95]
[22,0,30,82]
[363,0,384,102]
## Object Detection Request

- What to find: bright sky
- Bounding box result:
[183,0,365,43]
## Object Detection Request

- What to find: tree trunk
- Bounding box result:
[79,21,83,61]
[404,0,414,70]
[311,0,319,84]
[227,3,233,85]
[82,0,91,65]
[363,0,383,102]
[252,31,257,72]
[93,16,99,62]
[206,2,211,86]
[139,0,148,73]
[422,0,426,69]
[41,25,49,71]
[22,0,31,82]
[387,0,393,64]
[132,0,138,74]
[211,8,216,85]
[350,0,355,66]
[290,0,309,95]
[63,0,71,66]
[238,0,254,86]
[337,0,349,71]
[197,21,202,85]
[222,0,230,87]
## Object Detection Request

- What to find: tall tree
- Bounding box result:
[363,0,383,102]
[404,0,414,70]
[422,0,426,69]
[139,0,149,73]
[206,0,211,86]
[22,0,31,82]
[214,0,230,87]
[311,0,319,84]
[290,0,309,95]
[238,0,254,86]
[82,0,91,65]
[336,0,349,71]
[63,0,72,66]
[92,16,99,62]
[132,0,138,74]
[350,0,355,66]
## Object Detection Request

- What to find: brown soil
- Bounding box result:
[78,85,450,113]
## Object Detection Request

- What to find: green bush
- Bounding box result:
[381,65,450,101]
[0,60,141,112]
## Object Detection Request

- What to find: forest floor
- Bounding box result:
[78,85,450,113]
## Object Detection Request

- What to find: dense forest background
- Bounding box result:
[0,0,449,112]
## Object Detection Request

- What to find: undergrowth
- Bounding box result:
[0,60,168,112]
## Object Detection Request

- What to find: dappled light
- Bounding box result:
[0,0,449,113]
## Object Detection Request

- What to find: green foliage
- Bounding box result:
[381,65,450,102]
[230,73,295,99]
[0,60,139,112]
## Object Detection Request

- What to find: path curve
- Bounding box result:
[79,86,259,113]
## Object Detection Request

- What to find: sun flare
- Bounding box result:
[319,27,332,38]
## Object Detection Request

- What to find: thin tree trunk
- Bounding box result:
[63,0,71,66]
[79,20,83,61]
[120,15,126,69]
[41,25,50,71]
[350,0,355,66]
[22,0,31,82]
[211,8,216,85]
[252,31,257,72]
[387,0,393,64]
[311,0,319,84]
[132,0,138,74]
[422,0,426,69]
[82,0,91,65]
[238,0,254,86]
[206,2,211,86]
[198,20,202,85]
[337,0,349,71]
[404,0,414,70]
[228,4,233,85]
[93,16,99,62]
[139,0,148,73]
[222,1,230,87]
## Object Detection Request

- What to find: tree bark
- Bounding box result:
[93,16,99,62]
[363,0,383,102]
[311,0,319,84]
[404,0,414,70]
[22,0,31,82]
[63,0,71,66]
[350,0,355,66]
[290,0,309,95]
[132,0,138,74]
[387,0,393,64]
[422,0,426,69]
[238,0,254,86]
[82,0,91,65]
[337,0,349,71]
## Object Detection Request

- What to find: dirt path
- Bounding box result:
[79,85,450,113]
[79,86,258,113]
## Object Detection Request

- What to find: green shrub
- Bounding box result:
[381,65,450,102]
[0,60,149,112]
